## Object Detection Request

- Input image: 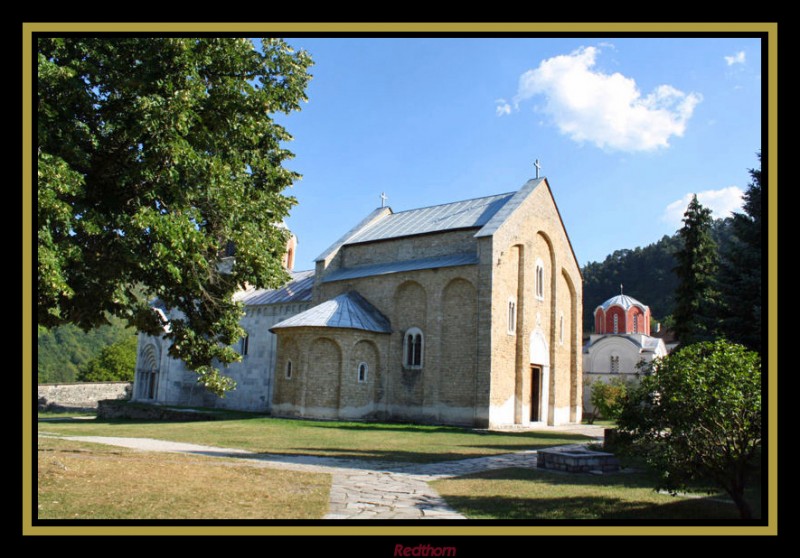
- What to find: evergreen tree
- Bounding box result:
[672,195,720,344]
[717,153,762,353]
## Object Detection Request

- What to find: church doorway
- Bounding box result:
[530,365,542,422]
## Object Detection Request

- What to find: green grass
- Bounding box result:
[38,437,330,519]
[432,467,760,520]
[37,414,591,464]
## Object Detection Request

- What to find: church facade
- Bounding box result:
[133,177,583,428]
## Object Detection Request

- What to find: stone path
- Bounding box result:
[42,424,604,520]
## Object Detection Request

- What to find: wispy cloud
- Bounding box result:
[511,46,702,152]
[724,51,746,66]
[662,187,745,228]
[495,99,512,116]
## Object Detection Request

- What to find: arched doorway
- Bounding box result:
[529,329,550,424]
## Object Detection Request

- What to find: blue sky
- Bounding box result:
[273,37,762,271]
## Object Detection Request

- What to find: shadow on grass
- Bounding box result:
[439,493,742,521]
[436,467,759,521]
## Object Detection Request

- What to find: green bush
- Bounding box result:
[590,376,633,420]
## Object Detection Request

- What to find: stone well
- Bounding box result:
[537,444,620,473]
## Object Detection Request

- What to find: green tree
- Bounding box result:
[616,340,761,519]
[37,38,313,395]
[589,376,633,421]
[672,195,719,344]
[717,153,762,353]
[78,335,139,382]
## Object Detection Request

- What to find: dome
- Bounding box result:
[597,293,649,313]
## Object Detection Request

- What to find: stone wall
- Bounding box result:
[38,382,132,411]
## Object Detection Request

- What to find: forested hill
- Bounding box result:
[37,319,136,384]
[581,219,732,333]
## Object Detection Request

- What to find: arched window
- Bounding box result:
[240,334,249,356]
[403,327,424,369]
[507,298,517,335]
[285,359,293,380]
[633,314,638,333]
[610,356,620,374]
[535,259,544,300]
[357,362,368,383]
[613,314,619,334]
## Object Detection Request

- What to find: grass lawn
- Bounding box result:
[37,437,330,519]
[37,414,591,464]
[432,467,759,520]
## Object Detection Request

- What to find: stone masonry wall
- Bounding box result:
[487,179,582,426]
[38,382,132,411]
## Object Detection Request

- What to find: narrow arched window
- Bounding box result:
[404,328,424,369]
[613,314,619,334]
[535,259,544,300]
[508,298,517,335]
[285,360,293,380]
[240,334,249,356]
[633,314,638,333]
[610,356,620,374]
[358,362,368,383]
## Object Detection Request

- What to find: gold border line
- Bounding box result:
[24,22,778,538]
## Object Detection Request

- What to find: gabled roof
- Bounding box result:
[270,291,391,334]
[345,192,515,245]
[233,269,314,306]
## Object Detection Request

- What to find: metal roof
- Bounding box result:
[322,252,478,283]
[270,291,391,334]
[583,333,666,353]
[596,294,649,313]
[233,269,314,306]
[344,192,516,245]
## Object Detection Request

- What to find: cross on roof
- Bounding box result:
[534,159,541,179]
[380,192,388,208]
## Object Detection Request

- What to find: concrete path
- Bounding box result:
[43,425,604,520]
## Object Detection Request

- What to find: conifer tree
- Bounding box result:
[672,195,719,344]
[717,153,762,353]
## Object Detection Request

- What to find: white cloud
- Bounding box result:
[662,187,745,228]
[495,99,512,116]
[724,51,746,66]
[512,46,702,152]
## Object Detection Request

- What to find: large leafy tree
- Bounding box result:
[672,195,720,344]
[616,340,761,519]
[717,153,762,353]
[37,38,313,395]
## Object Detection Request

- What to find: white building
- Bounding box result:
[582,291,668,417]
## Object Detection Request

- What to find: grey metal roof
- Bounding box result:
[270,291,391,334]
[344,192,516,245]
[596,294,649,313]
[322,252,478,283]
[315,207,391,263]
[475,178,543,238]
[583,333,665,353]
[233,269,314,306]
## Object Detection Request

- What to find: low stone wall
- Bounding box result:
[537,444,620,473]
[97,400,222,421]
[38,382,132,412]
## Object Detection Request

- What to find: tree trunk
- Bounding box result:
[729,487,752,519]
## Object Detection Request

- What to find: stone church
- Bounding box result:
[133,177,583,428]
